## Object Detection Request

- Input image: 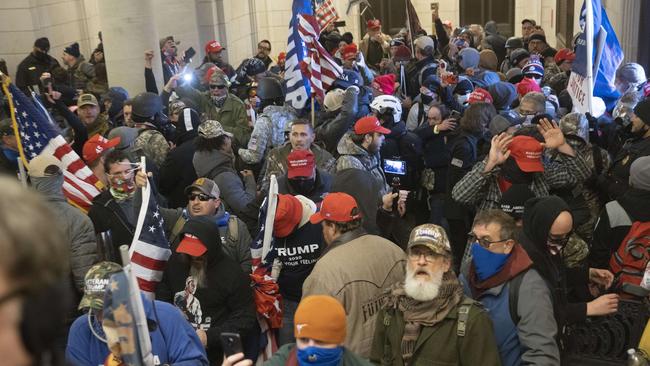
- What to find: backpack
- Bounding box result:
[609,211,650,288]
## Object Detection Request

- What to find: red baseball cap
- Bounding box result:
[468,87,493,104]
[287,149,315,179]
[309,192,361,224]
[205,40,225,54]
[509,135,544,172]
[176,233,208,257]
[367,19,381,30]
[277,52,286,62]
[82,134,121,164]
[554,48,576,65]
[274,194,303,238]
[354,116,391,135]
[341,43,358,61]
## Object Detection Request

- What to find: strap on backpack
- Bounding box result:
[456,297,475,337]
[169,215,187,246]
[227,215,239,242]
[508,272,526,325]
[592,145,604,176]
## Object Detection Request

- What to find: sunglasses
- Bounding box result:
[188,193,215,202]
[209,84,227,90]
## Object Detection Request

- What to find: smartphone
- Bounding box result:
[183,47,196,63]
[449,110,462,120]
[383,159,406,175]
[220,333,243,357]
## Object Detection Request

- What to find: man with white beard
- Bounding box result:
[370,224,501,366]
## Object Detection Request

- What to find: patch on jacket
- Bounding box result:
[451,158,464,168]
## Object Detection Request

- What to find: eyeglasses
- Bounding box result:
[467,232,510,249]
[547,231,572,247]
[407,249,437,263]
[210,84,227,90]
[188,193,215,202]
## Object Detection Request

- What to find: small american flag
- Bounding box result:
[315,0,339,30]
[128,171,172,298]
[2,82,101,211]
[297,14,343,101]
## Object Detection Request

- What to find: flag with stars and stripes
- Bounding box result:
[2,81,101,211]
[314,0,339,30]
[296,13,343,101]
[128,172,171,298]
[284,0,314,112]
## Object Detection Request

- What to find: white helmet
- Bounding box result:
[370,95,403,123]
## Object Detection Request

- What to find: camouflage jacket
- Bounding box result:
[260,142,336,192]
[238,105,298,164]
[86,113,110,138]
[67,57,95,90]
[134,129,170,169]
[335,131,389,196]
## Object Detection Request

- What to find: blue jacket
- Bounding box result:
[66,297,208,366]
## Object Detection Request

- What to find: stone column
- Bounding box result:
[153,0,202,68]
[98,0,163,96]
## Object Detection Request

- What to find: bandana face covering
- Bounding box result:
[297,346,343,366]
[108,167,136,201]
[211,95,227,108]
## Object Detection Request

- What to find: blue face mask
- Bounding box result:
[470,243,510,282]
[297,346,344,366]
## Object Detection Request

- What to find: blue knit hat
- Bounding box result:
[522,57,544,78]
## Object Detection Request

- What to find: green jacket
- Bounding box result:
[265,344,373,366]
[176,86,251,148]
[370,298,502,366]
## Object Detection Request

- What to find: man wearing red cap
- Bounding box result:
[277,149,332,204]
[359,19,391,71]
[200,40,235,79]
[82,134,121,187]
[157,216,256,364]
[453,119,592,212]
[303,192,405,357]
[336,116,392,195]
[341,43,359,70]
[269,52,286,77]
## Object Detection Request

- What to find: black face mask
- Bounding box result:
[289,177,316,196]
[421,94,434,105]
[33,50,49,62]
[500,157,534,184]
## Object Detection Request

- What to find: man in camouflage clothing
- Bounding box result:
[171,71,250,148]
[335,116,391,196]
[130,92,172,169]
[61,42,95,90]
[261,119,335,192]
[77,94,110,138]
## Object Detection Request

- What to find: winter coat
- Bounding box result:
[359,33,392,70]
[85,113,111,138]
[414,123,450,193]
[159,135,198,209]
[193,149,259,231]
[15,52,61,94]
[600,136,650,201]
[314,87,360,154]
[302,229,405,357]
[261,143,336,193]
[459,245,560,366]
[31,174,97,293]
[157,217,257,364]
[590,188,650,269]
[176,86,251,148]
[405,56,438,99]
[331,168,382,236]
[88,191,136,265]
[265,344,372,366]
[380,121,423,191]
[336,131,390,196]
[277,168,332,204]
[370,296,502,366]
[239,105,298,164]
[66,295,208,366]
[66,56,95,90]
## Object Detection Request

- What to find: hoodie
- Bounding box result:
[335,131,390,196]
[66,296,209,366]
[31,174,96,293]
[518,196,588,329]
[156,217,257,364]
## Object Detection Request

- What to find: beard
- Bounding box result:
[189,259,208,289]
[404,265,444,302]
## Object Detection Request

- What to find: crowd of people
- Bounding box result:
[1,8,650,366]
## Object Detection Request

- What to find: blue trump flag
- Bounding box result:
[284,0,314,112]
[572,0,624,111]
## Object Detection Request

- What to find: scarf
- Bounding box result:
[384,271,464,364]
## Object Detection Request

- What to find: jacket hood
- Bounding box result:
[173,109,200,145]
[30,174,66,201]
[522,196,570,247]
[337,131,369,156]
[262,105,297,123]
[193,150,233,178]
[619,188,650,222]
[180,216,224,264]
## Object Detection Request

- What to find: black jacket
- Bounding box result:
[159,119,199,208]
[15,52,61,94]
[314,87,359,155]
[414,124,450,193]
[380,121,423,191]
[331,168,381,235]
[157,217,256,364]
[600,136,650,200]
[87,191,135,264]
[277,168,332,204]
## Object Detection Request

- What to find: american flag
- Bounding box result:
[128,172,172,298]
[315,0,339,30]
[2,82,101,211]
[297,13,343,101]
[284,0,314,112]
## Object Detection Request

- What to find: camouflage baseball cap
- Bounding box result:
[209,71,230,87]
[78,261,123,310]
[198,120,233,139]
[77,93,99,108]
[407,224,452,256]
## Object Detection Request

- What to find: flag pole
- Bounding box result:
[585,0,594,115]
[405,0,415,58]
[311,91,316,125]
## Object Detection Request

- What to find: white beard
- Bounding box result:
[404,265,444,302]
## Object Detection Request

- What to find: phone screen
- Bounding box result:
[383,159,406,175]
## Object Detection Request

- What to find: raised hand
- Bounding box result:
[537,118,565,150]
[484,133,513,172]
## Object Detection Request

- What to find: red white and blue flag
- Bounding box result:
[129,172,172,298]
[2,82,101,211]
[315,0,339,30]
